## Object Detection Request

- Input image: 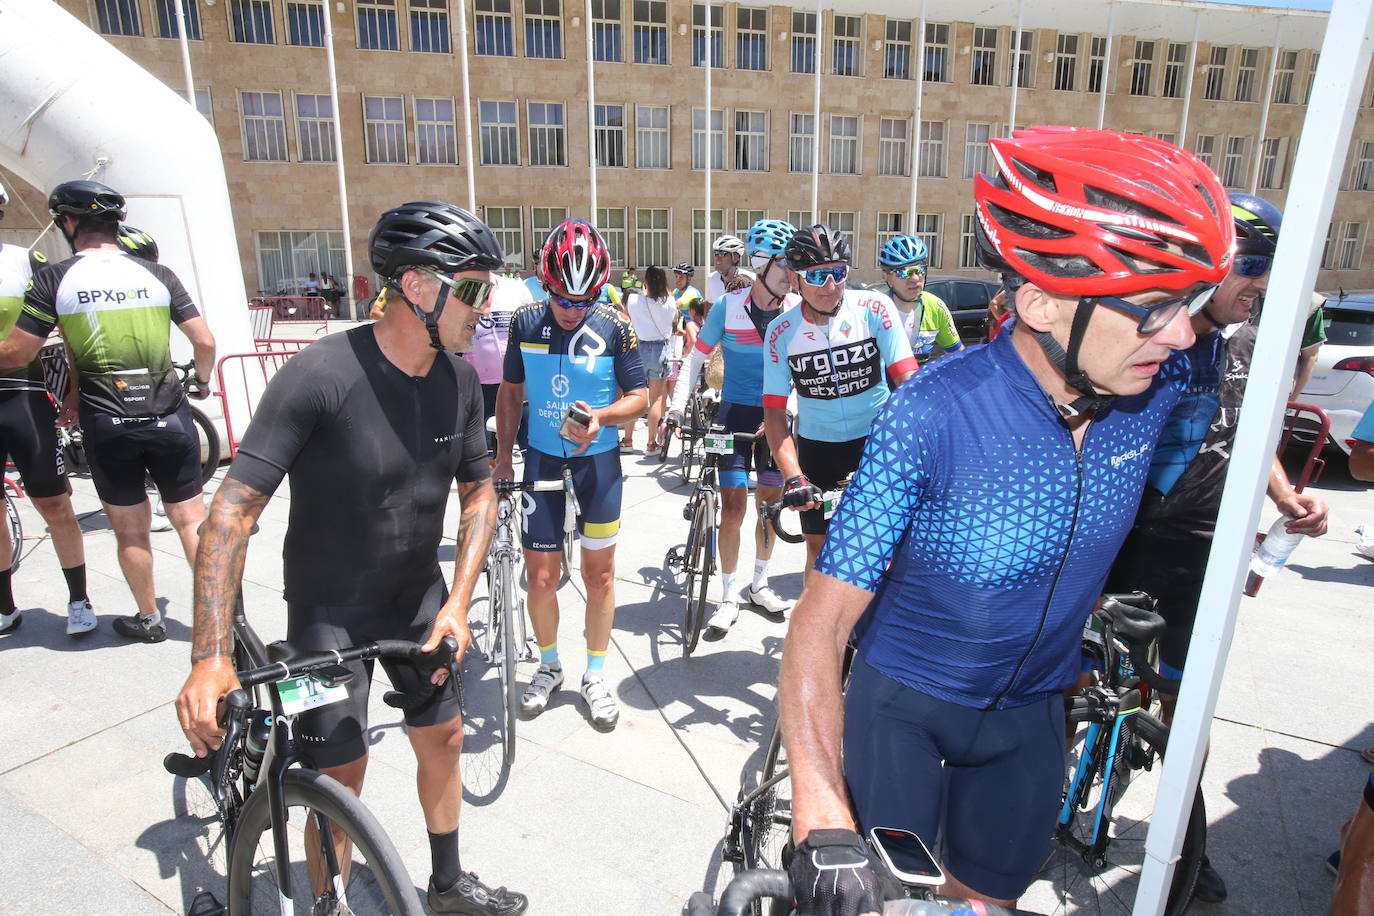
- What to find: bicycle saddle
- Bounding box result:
[1096,592,1166,645]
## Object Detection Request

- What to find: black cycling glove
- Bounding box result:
[783,475,824,509]
[186,376,211,400]
[789,829,885,916]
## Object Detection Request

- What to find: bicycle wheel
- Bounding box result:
[463,559,517,796]
[496,553,519,768]
[226,768,420,915]
[190,403,223,485]
[1048,703,1206,916]
[681,491,715,657]
[740,723,792,916]
[558,510,575,588]
[4,480,22,572]
[681,397,703,485]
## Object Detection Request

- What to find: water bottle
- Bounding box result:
[1244,516,1306,595]
[241,710,272,783]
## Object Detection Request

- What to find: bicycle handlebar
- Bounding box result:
[234,637,457,690]
[692,870,1043,916]
[494,479,566,494]
[172,359,210,399]
[1095,592,1183,696]
[759,501,805,545]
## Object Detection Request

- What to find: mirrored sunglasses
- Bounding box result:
[1234,254,1273,279]
[800,265,849,286]
[549,289,597,311]
[421,269,493,308]
[892,264,927,279]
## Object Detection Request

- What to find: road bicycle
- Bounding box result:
[690,870,1042,916]
[3,466,23,571]
[757,479,849,551]
[164,604,456,915]
[671,384,719,486]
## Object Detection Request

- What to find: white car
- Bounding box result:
[1295,291,1374,455]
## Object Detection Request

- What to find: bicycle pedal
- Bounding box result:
[187,891,227,916]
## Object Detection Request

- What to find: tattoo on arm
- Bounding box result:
[452,479,497,592]
[191,479,270,663]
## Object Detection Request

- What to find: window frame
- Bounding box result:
[294,92,337,164]
[414,96,459,165]
[356,0,400,50]
[478,98,521,166]
[240,89,289,162]
[362,94,408,165]
[526,100,567,167]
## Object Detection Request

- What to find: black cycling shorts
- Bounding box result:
[79,399,202,506]
[286,577,462,769]
[796,435,866,536]
[1104,527,1207,677]
[0,389,68,499]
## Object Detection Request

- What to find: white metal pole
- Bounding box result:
[321,0,353,309]
[1097,1,1115,129]
[1133,2,1374,914]
[585,0,598,219]
[705,2,713,257]
[1008,0,1025,134]
[1178,14,1201,147]
[810,0,822,223]
[457,0,477,214]
[171,0,195,106]
[908,0,926,233]
[1250,18,1285,194]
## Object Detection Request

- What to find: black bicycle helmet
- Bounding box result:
[1229,193,1283,257]
[117,225,159,262]
[48,180,126,222]
[672,261,695,276]
[368,200,504,279]
[785,224,851,269]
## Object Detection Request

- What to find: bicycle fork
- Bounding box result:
[1057,692,1142,868]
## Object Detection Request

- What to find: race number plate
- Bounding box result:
[703,432,735,455]
[1082,613,1105,646]
[821,495,840,521]
[275,675,349,716]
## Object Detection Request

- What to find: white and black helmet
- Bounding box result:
[712,235,745,256]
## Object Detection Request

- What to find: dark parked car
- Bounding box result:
[923,276,1004,345]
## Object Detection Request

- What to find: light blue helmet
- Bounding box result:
[879,234,929,269]
[745,218,798,260]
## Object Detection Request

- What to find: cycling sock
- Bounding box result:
[539,642,560,666]
[720,571,737,604]
[428,828,462,890]
[586,648,607,676]
[62,565,88,603]
[751,559,769,592]
[0,568,13,613]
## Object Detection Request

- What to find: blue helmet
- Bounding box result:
[745,218,798,260]
[879,234,929,269]
[1229,193,1282,257]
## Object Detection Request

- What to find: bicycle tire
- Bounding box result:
[681,490,715,657]
[4,480,22,572]
[226,768,421,915]
[559,514,575,588]
[463,559,516,795]
[189,403,222,485]
[740,723,792,916]
[1051,703,1205,916]
[497,552,519,768]
[681,396,703,485]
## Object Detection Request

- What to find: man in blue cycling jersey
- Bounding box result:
[763,225,916,572]
[493,219,645,731]
[778,128,1236,912]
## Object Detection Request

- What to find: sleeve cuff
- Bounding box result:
[762,394,789,409]
[888,356,918,380]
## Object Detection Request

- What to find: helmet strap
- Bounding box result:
[756,257,789,305]
[1034,298,1115,418]
[392,276,449,351]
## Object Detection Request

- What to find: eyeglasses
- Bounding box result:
[800,265,849,286]
[420,269,493,309]
[890,264,926,280]
[1234,254,1273,279]
[1092,285,1216,334]
[549,289,597,311]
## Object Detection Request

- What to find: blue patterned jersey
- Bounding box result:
[817,330,1188,709]
[692,289,798,407]
[502,300,644,457]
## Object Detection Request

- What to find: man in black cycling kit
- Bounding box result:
[777,128,1235,913]
[176,201,526,916]
[0,180,96,637]
[0,180,215,644]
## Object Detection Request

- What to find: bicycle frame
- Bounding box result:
[490,489,533,664]
[1057,688,1144,865]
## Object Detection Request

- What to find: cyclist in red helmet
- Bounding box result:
[493,218,646,731]
[778,128,1233,913]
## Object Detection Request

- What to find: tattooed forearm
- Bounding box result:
[452,478,497,593]
[191,479,270,663]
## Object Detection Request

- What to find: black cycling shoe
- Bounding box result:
[427,872,529,915]
[1194,855,1228,903]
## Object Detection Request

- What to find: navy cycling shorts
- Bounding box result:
[716,400,782,490]
[520,446,622,552]
[843,655,1066,901]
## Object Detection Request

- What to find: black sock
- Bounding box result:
[428,828,462,890]
[0,568,14,614]
[62,565,87,604]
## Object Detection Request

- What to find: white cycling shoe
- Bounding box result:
[705,599,739,635]
[746,585,793,618]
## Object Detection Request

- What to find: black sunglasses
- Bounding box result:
[1091,285,1216,334]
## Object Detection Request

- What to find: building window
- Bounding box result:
[1221,136,1248,187]
[918,121,945,178]
[96,0,142,36]
[295,94,336,163]
[1088,36,1107,93]
[1321,222,1338,270]
[479,100,519,165]
[286,1,325,46]
[594,104,626,167]
[692,108,725,170]
[827,211,858,262]
[735,210,765,238]
[363,95,407,164]
[1235,47,1259,102]
[692,210,725,267]
[484,207,523,269]
[636,208,670,267]
[878,118,909,177]
[1304,52,1319,105]
[531,206,568,257]
[1162,42,1187,98]
[632,0,667,64]
[964,122,993,179]
[241,91,288,161]
[876,212,905,265]
[1154,130,1177,146]
[1054,34,1077,91]
[790,113,815,173]
[1339,222,1365,270]
[156,0,202,39]
[829,115,859,175]
[924,23,949,82]
[884,19,912,80]
[357,0,399,49]
[595,208,627,267]
[528,101,566,166]
[832,14,861,77]
[256,231,345,297]
[971,27,997,86]
[1193,134,1217,171]
[195,88,213,122]
[410,0,450,52]
[1204,46,1228,100]
[230,0,274,43]
[914,214,942,269]
[1007,28,1032,89]
[792,11,816,74]
[416,97,457,164]
[1258,138,1285,190]
[735,111,767,172]
[789,210,812,229]
[692,3,723,67]
[737,7,767,71]
[591,0,621,62]
[475,0,514,55]
[525,0,562,58]
[1272,50,1297,104]
[959,214,980,269]
[635,105,669,169]
[1352,141,1374,191]
[1131,40,1154,96]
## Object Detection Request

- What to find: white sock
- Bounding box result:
[751,559,770,592]
[720,571,737,604]
[143,611,163,626]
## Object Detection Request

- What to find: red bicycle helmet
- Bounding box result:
[540,219,610,298]
[974,127,1234,296]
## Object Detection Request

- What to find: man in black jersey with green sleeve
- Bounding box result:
[176,201,527,916]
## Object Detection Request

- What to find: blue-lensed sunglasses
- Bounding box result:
[1092,285,1216,334]
[1234,254,1273,279]
[800,265,849,286]
[549,289,597,310]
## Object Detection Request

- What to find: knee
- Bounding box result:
[526,559,560,593]
[31,494,76,524]
[580,564,615,594]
